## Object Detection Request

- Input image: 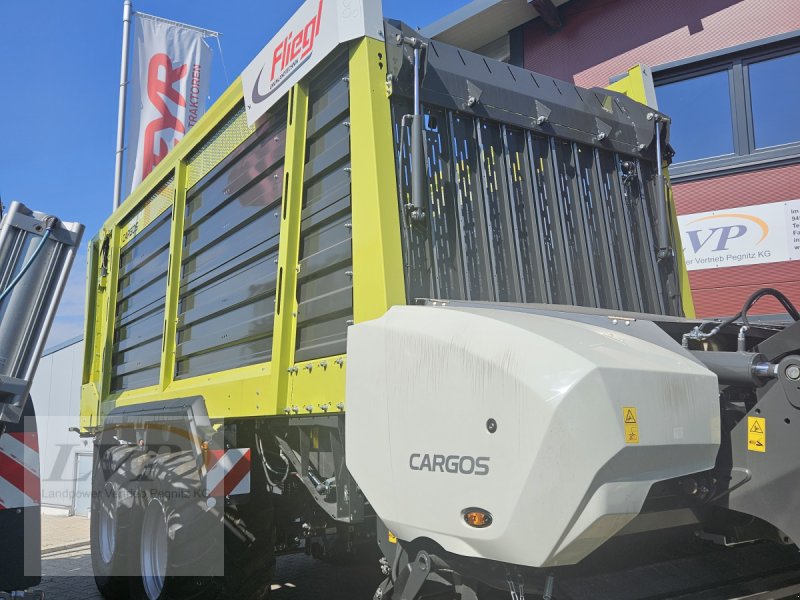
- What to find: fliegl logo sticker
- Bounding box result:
[242,0,382,126]
[678,201,800,271]
[251,0,324,105]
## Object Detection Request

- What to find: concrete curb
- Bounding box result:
[41,541,91,556]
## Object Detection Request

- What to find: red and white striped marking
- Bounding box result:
[0,430,40,510]
[205,448,250,497]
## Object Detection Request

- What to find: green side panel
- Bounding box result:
[186,104,256,189]
[176,101,287,379]
[111,178,174,392]
[295,50,353,363]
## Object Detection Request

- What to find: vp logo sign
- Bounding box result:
[679,210,777,271]
[684,213,769,253]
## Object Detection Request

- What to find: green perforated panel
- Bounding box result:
[186,104,256,190]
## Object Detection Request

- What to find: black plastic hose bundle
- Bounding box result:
[699,288,800,339]
[730,287,799,327]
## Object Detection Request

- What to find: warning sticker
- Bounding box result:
[747,416,766,453]
[623,407,639,444]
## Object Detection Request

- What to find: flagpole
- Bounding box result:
[113,0,133,210]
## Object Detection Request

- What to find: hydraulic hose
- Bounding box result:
[694,287,800,341]
[740,287,800,326]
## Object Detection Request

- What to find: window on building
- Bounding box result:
[656,70,734,163]
[749,51,800,149]
[654,41,800,178]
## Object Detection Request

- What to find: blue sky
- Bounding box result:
[0,0,466,346]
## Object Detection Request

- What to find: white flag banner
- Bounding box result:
[126,15,212,195]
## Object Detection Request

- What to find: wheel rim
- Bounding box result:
[98,483,117,565]
[141,497,168,600]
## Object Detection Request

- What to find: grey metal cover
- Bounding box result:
[386,20,682,316]
[0,202,83,423]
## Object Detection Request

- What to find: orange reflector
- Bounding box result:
[463,509,493,528]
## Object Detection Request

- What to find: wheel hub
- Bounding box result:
[98,483,117,565]
[141,497,168,600]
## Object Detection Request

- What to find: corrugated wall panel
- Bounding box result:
[692,279,800,319]
[521,0,800,88]
[686,262,800,291]
[673,164,800,317]
[672,163,800,214]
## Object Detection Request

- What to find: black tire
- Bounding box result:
[129,450,275,600]
[91,444,144,600]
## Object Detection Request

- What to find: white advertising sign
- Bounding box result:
[678,200,800,271]
[126,15,212,195]
[241,0,383,126]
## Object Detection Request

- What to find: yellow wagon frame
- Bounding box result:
[80,37,693,431]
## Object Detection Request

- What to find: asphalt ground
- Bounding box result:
[29,517,800,600]
[33,515,381,599]
[29,543,800,600]
[36,545,382,599]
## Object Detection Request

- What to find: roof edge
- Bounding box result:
[43,335,83,357]
[421,0,509,39]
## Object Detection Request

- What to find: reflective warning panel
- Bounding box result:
[623,406,639,444]
[748,416,766,453]
[206,448,251,497]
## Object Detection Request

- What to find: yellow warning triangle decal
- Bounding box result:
[624,410,637,424]
[750,421,764,434]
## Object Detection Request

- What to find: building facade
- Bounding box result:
[425,0,800,318]
[29,337,92,515]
